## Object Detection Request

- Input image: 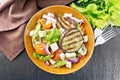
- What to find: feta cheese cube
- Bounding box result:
[59,28,65,34]
[60,53,65,60]
[64,13,72,18]
[78,44,87,56]
[65,61,72,69]
[47,12,55,17]
[29,30,34,36]
[65,52,76,59]
[50,43,59,52]
[38,31,46,37]
[49,59,55,65]
[43,14,56,23]
[83,35,88,42]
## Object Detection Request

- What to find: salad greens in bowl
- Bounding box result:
[24,5,94,74]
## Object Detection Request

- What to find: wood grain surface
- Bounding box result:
[0,29,120,80]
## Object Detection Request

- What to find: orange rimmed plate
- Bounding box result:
[24,5,94,75]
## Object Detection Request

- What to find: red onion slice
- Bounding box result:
[45,44,50,55]
[45,61,49,66]
[67,57,80,63]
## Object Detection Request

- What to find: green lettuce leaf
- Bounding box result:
[45,28,61,45]
[53,60,66,68]
[33,52,53,62]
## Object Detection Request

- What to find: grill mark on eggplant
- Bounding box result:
[62,35,82,44]
[66,30,80,36]
[66,42,82,50]
[63,41,78,48]
[65,29,78,35]
[71,24,75,28]
[56,21,62,28]
[63,42,82,52]
[63,32,81,41]
[63,43,78,50]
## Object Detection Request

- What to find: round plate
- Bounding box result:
[24,5,94,75]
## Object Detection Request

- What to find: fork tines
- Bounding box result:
[102,29,117,41]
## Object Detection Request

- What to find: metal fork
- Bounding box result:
[94,26,108,39]
[95,29,117,46]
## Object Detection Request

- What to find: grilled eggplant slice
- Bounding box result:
[60,29,83,52]
[58,17,70,29]
[65,17,76,28]
[57,17,76,30]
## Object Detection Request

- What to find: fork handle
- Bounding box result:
[95,43,98,47]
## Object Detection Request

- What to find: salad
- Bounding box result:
[29,12,88,68]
